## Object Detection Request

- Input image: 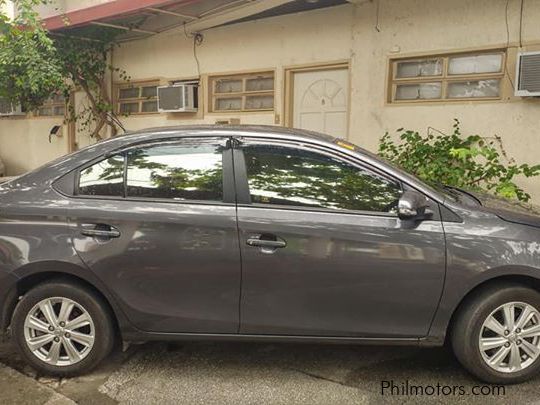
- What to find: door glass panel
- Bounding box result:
[126,143,223,201]
[243,144,402,212]
[78,155,125,196]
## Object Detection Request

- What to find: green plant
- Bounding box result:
[0,0,65,111]
[378,119,540,202]
[0,0,129,139]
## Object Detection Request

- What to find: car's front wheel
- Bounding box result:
[11,280,114,376]
[452,283,540,384]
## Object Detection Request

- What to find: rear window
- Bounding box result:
[78,155,125,197]
[77,141,224,202]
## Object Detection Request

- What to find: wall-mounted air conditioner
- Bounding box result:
[0,98,25,116]
[157,84,198,112]
[515,51,540,97]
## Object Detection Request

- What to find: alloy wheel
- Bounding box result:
[23,297,95,366]
[479,301,540,373]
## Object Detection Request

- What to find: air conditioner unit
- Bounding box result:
[0,98,25,116]
[515,51,540,97]
[157,84,198,112]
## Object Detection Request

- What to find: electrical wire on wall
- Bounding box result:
[504,0,516,90]
[374,0,381,32]
[503,0,526,91]
[183,22,204,78]
[518,0,525,48]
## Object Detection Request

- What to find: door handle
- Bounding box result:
[81,225,121,239]
[246,238,286,248]
[246,234,286,254]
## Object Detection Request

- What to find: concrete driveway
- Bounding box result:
[0,340,538,404]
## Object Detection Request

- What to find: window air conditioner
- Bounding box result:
[157,84,198,112]
[515,51,540,97]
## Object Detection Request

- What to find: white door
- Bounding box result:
[292,68,349,138]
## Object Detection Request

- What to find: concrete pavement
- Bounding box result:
[0,340,539,404]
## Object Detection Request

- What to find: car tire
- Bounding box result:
[11,280,114,377]
[452,283,540,384]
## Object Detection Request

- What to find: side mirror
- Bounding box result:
[398,190,432,220]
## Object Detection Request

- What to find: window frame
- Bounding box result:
[34,93,67,117]
[114,81,160,115]
[233,138,406,217]
[388,50,506,104]
[208,71,275,113]
[72,137,235,205]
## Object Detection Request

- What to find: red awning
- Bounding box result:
[43,0,199,31]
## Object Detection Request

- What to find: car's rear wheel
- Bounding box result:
[452,283,540,384]
[11,280,114,376]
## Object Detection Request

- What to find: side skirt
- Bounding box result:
[122,331,441,347]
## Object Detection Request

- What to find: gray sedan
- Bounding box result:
[1,125,540,384]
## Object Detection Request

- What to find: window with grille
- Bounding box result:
[389,51,505,103]
[209,72,274,112]
[116,82,159,114]
[36,94,66,117]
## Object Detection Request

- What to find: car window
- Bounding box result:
[126,143,223,201]
[243,144,403,213]
[78,154,125,197]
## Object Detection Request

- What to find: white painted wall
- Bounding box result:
[1,0,539,200]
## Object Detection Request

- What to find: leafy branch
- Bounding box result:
[378,119,540,202]
[0,0,130,140]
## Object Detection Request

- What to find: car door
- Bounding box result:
[67,137,242,333]
[235,138,446,338]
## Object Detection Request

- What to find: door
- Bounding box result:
[235,140,446,338]
[292,67,349,138]
[68,138,241,333]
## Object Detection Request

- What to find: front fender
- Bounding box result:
[427,265,540,345]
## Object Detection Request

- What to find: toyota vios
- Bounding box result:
[1,125,540,384]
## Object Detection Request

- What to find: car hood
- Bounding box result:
[468,191,540,228]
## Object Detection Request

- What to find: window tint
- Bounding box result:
[126,143,223,201]
[243,145,402,212]
[78,155,125,197]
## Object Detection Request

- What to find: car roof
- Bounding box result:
[118,124,337,144]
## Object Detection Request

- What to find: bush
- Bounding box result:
[378,119,540,202]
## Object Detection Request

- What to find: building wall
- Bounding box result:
[0,117,69,174]
[349,0,540,201]
[0,0,539,200]
[111,4,353,131]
